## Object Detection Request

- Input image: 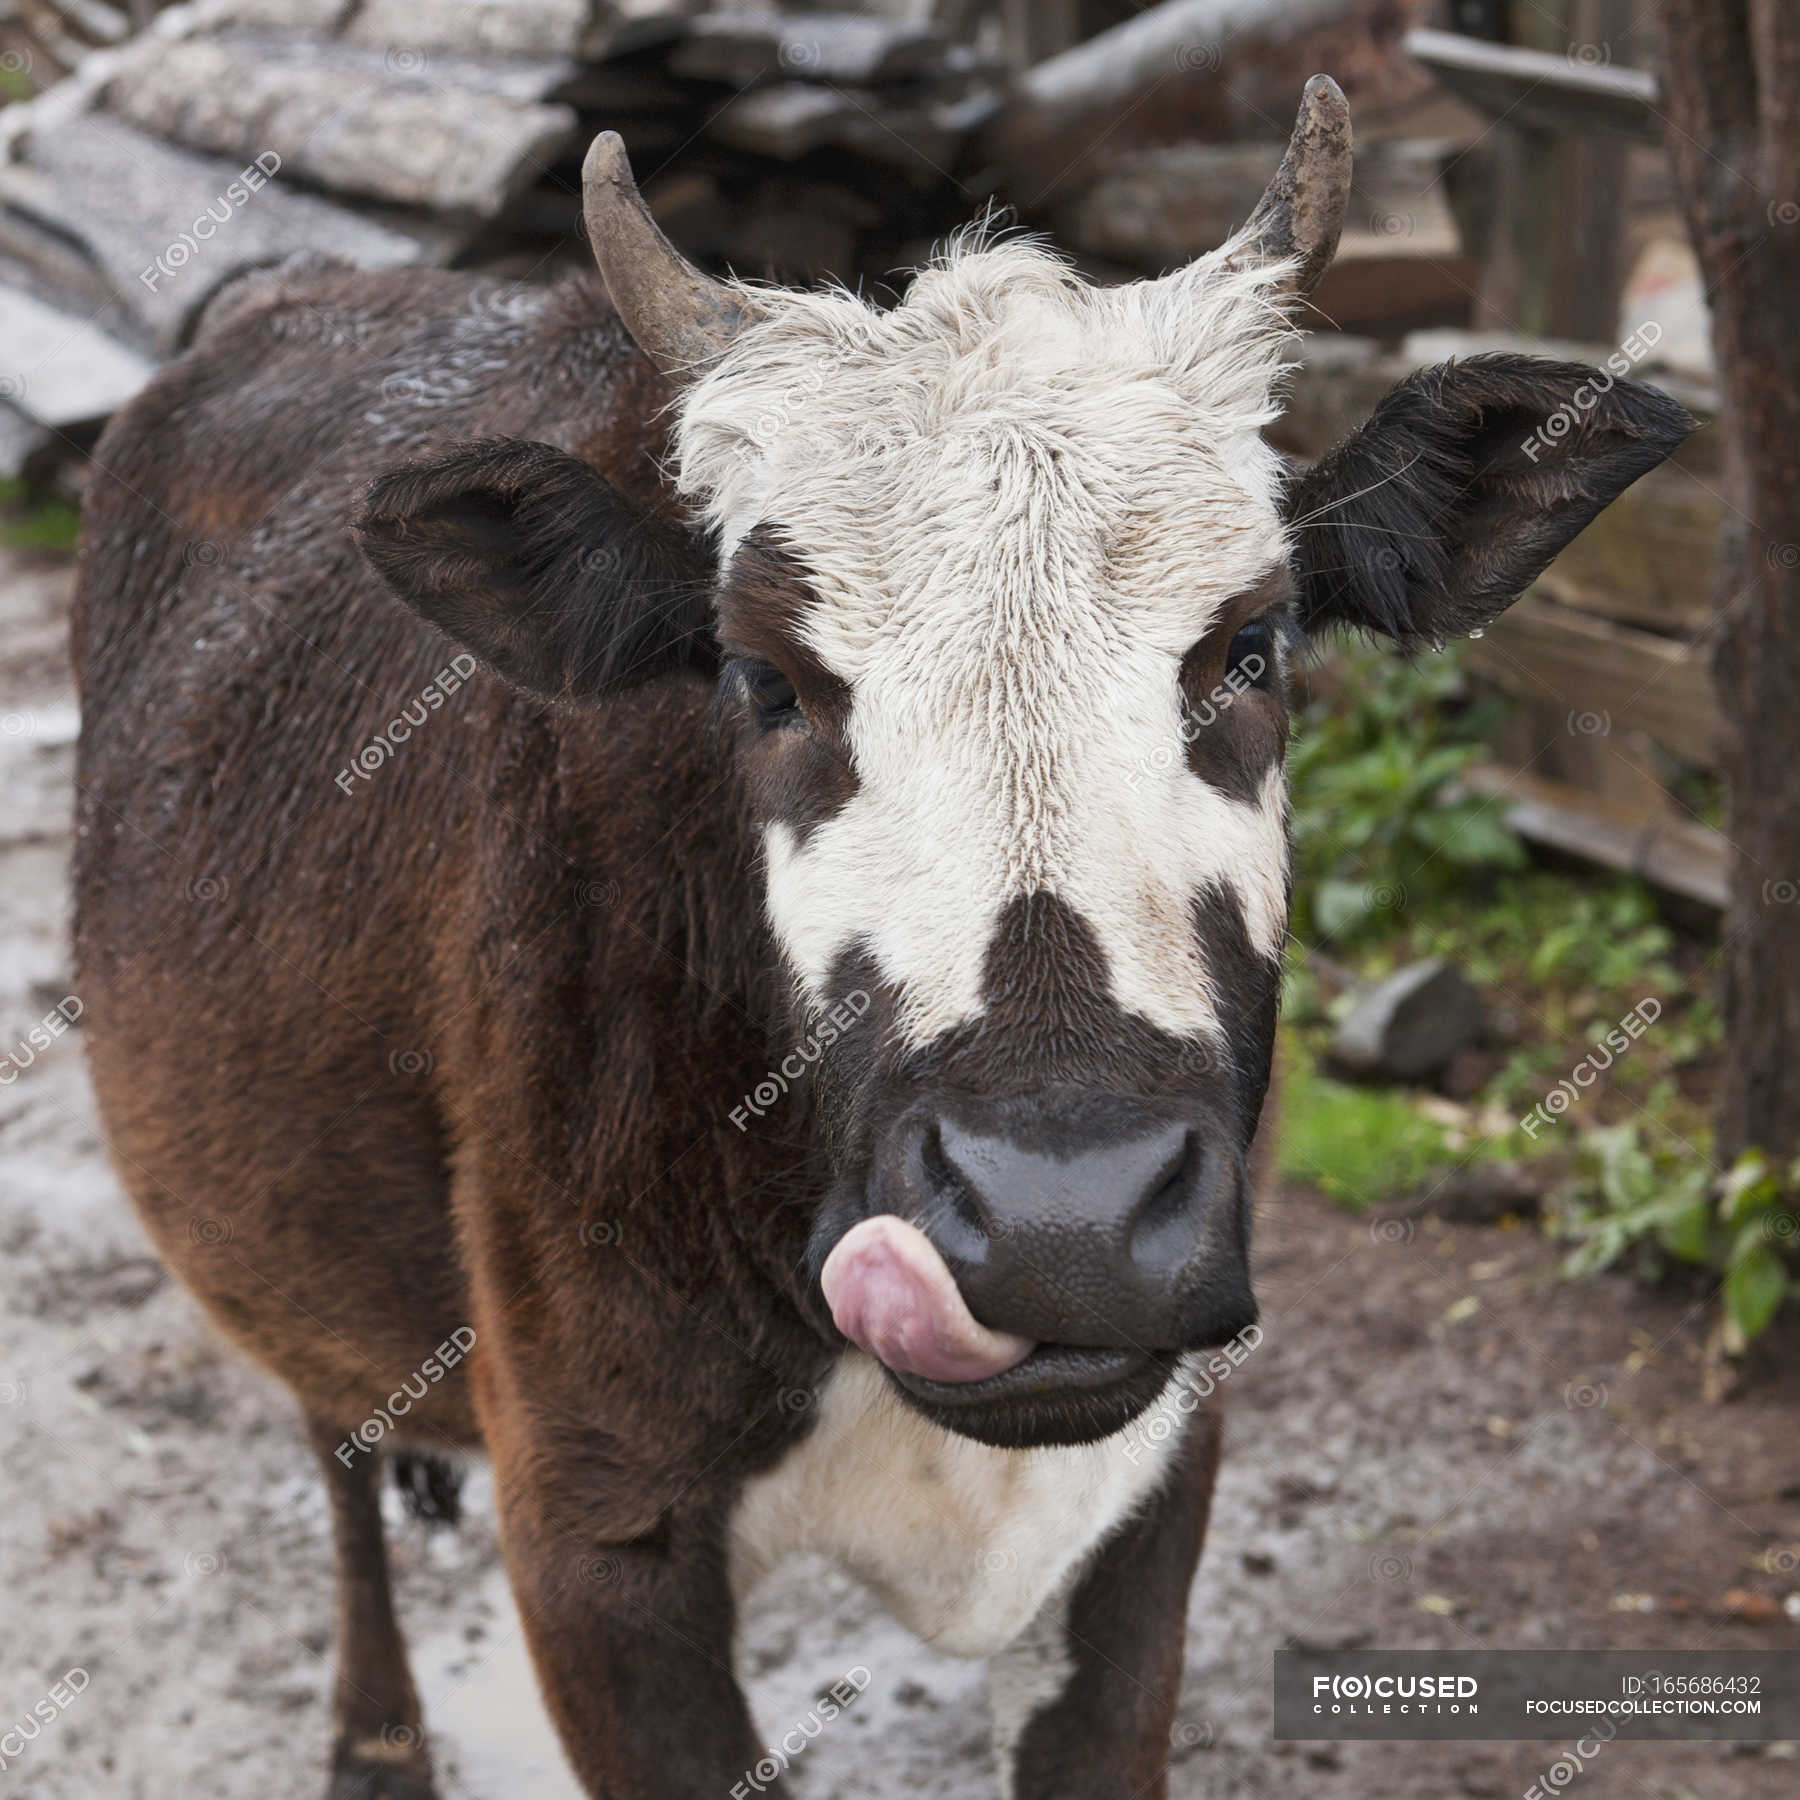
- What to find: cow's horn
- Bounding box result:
[1231,74,1353,299]
[582,131,755,379]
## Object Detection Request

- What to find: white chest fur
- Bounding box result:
[728,1353,1188,1659]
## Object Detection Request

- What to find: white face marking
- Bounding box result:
[675,237,1297,1047]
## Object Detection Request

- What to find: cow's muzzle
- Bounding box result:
[815,1091,1256,1437]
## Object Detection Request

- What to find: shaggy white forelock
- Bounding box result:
[671,232,1299,1048]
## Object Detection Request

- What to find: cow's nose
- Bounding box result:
[891,1112,1255,1350]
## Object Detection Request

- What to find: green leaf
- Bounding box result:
[1656,1190,1713,1266]
[1718,1150,1777,1224]
[1724,1244,1789,1343]
[1414,806,1528,870]
[1314,879,1373,941]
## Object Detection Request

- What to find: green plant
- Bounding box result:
[1277,1039,1456,1211]
[1716,1152,1800,1347]
[1289,640,1524,944]
[0,477,80,553]
[1556,1126,1799,1347]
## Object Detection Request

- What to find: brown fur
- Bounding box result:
[76,267,828,1796]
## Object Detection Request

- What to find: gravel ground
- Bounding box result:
[4,543,1799,1799]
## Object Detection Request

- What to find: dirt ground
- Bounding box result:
[4,540,1799,1800]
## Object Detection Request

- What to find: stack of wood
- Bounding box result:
[0,0,1461,479]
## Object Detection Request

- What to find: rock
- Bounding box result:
[0,280,154,426]
[1438,1044,1498,1099]
[1329,958,1486,1082]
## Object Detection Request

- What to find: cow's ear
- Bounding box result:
[353,438,716,701]
[1285,354,1692,648]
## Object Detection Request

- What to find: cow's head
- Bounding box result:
[356,82,1691,1449]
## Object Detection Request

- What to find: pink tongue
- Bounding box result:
[821,1215,1034,1384]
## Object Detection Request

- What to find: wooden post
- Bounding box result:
[1475,0,1635,339]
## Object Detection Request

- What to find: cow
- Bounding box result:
[71,77,1688,1800]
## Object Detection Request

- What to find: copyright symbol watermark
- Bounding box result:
[1175,41,1222,72]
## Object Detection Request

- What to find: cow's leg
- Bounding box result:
[305,1416,437,1800]
[491,1471,774,1798]
[990,1408,1223,1800]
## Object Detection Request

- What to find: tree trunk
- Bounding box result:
[1657,0,1800,1162]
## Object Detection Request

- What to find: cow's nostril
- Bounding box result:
[916,1117,990,1252]
[1129,1130,1201,1273]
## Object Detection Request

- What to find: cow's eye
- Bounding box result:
[1225,618,1276,688]
[739,659,800,724]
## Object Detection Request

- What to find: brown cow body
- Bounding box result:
[75,265,1223,1797]
[76,268,835,1789]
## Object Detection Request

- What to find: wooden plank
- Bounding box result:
[1531,458,1721,636]
[204,2,358,32]
[1403,26,1660,142]
[670,12,946,87]
[342,0,696,62]
[23,115,443,350]
[1052,135,1463,270]
[707,84,859,160]
[344,0,596,58]
[1306,233,1475,333]
[705,81,974,175]
[979,0,1437,198]
[103,34,577,217]
[0,279,153,425]
[209,0,699,57]
[1464,592,1722,767]
[1462,762,1728,910]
